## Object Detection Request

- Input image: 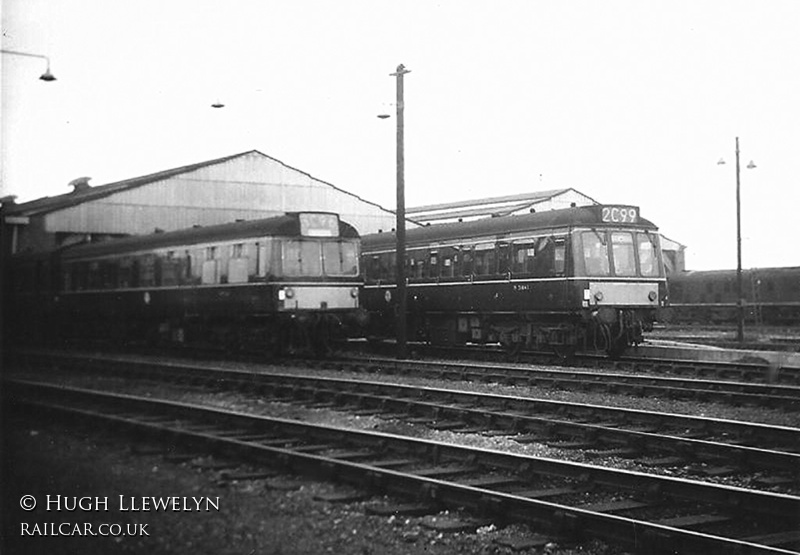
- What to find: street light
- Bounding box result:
[380,64,411,359]
[1,49,57,81]
[717,137,756,344]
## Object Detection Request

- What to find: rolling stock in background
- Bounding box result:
[5,211,365,353]
[361,204,668,356]
[666,266,800,326]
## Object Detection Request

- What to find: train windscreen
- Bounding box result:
[282,239,359,277]
[579,230,662,277]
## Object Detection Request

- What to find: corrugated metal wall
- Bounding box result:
[44,152,398,237]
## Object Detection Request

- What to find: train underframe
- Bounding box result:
[388,307,656,357]
[37,308,362,356]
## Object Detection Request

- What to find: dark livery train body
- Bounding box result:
[667,266,800,325]
[6,212,364,353]
[361,205,667,355]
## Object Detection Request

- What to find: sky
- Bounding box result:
[2,0,799,271]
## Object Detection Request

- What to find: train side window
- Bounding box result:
[86,261,101,289]
[160,251,179,287]
[202,246,219,284]
[409,254,424,278]
[119,258,132,288]
[460,247,474,277]
[183,250,194,284]
[367,255,380,280]
[439,247,456,278]
[140,255,156,287]
[513,242,537,274]
[72,263,88,291]
[103,260,119,289]
[257,241,273,278]
[385,253,396,280]
[553,239,565,275]
[228,243,249,283]
[497,243,511,276]
[61,264,72,291]
[473,244,495,276]
[428,251,440,278]
[521,237,564,277]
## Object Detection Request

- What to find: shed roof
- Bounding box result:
[2,150,392,218]
[406,188,600,223]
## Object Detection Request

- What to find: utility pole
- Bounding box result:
[391,64,410,359]
[735,137,744,344]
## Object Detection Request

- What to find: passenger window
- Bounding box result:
[428,251,439,278]
[140,255,156,287]
[553,240,565,275]
[473,245,495,276]
[513,242,538,274]
[439,247,457,278]
[460,248,474,276]
[202,248,218,284]
[228,243,249,284]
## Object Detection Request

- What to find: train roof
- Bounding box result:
[57,212,359,260]
[364,205,658,251]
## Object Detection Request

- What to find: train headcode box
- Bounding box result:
[595,205,640,224]
[299,213,340,237]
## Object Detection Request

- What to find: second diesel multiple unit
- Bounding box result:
[361,205,667,355]
[6,212,365,353]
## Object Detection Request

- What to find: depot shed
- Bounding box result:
[1,150,398,257]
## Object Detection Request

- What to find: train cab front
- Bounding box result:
[572,210,668,354]
[276,283,366,351]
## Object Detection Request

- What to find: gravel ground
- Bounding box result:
[4,351,797,554]
[44,350,800,427]
[31,372,799,493]
[1,418,628,555]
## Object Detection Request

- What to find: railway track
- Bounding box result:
[18,346,796,407]
[363,341,800,385]
[8,351,800,481]
[320,355,800,409]
[6,378,800,554]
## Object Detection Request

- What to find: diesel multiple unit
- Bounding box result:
[361,205,667,355]
[6,212,364,353]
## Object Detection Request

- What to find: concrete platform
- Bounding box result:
[630,340,800,370]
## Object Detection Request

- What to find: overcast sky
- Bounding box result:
[2,1,798,270]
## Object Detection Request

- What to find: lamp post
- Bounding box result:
[1,49,56,81]
[391,64,410,359]
[718,137,756,344]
